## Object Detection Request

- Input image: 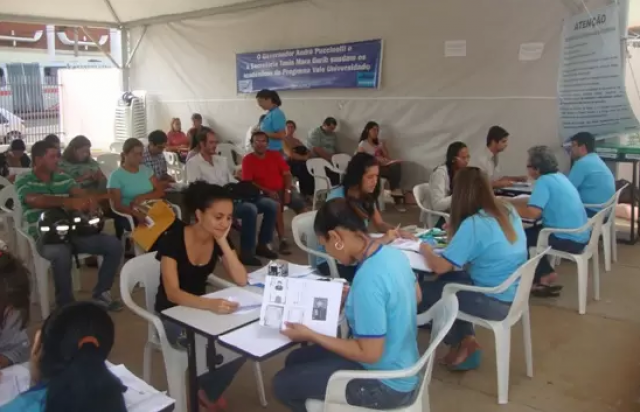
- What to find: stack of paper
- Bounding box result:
[110,364,175,412]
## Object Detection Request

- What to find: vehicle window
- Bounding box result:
[43,67,59,85]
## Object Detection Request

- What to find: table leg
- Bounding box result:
[631,161,638,244]
[252,361,268,407]
[186,329,199,412]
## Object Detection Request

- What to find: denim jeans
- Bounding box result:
[233,197,278,253]
[36,233,123,306]
[418,271,511,346]
[525,226,587,282]
[273,345,416,412]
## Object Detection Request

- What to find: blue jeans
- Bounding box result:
[273,345,416,412]
[37,233,123,306]
[418,271,511,346]
[525,226,587,282]
[233,197,278,253]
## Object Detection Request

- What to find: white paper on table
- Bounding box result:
[260,276,342,337]
[402,250,431,272]
[110,364,175,412]
[203,287,263,315]
[519,42,544,61]
[388,238,422,253]
[248,263,316,286]
[219,322,291,357]
[445,40,466,57]
[0,363,30,407]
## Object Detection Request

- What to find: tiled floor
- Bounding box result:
[13,205,640,412]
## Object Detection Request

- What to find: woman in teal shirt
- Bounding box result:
[256,89,287,152]
[1,302,125,412]
[273,198,421,411]
[420,167,527,370]
[316,153,414,281]
[107,138,166,239]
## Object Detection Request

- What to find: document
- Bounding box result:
[259,275,342,337]
[110,364,175,412]
[0,363,30,407]
[248,263,317,286]
[203,287,263,315]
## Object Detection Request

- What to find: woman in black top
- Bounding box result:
[155,181,248,410]
[0,138,30,182]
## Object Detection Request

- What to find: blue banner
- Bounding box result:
[236,40,382,93]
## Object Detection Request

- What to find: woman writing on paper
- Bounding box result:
[429,141,470,217]
[315,153,414,282]
[273,198,422,411]
[418,167,527,371]
[155,181,247,411]
[1,302,127,412]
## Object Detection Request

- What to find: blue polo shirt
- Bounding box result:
[568,153,615,212]
[528,173,590,243]
[344,245,419,393]
[260,106,287,151]
[0,386,46,412]
[441,207,527,302]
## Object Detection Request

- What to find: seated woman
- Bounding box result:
[315,153,414,282]
[155,181,247,410]
[509,146,590,297]
[107,138,167,240]
[273,198,421,411]
[0,139,30,183]
[283,120,314,199]
[419,167,527,370]
[429,141,469,223]
[357,121,404,211]
[59,135,107,193]
[167,117,190,162]
[2,301,126,412]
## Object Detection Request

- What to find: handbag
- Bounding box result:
[224,181,263,203]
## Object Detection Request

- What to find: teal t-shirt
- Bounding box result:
[107,165,154,206]
[441,207,527,302]
[0,386,46,412]
[344,245,419,392]
[568,153,615,212]
[260,107,286,151]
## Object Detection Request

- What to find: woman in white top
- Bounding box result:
[429,141,470,214]
[357,121,405,211]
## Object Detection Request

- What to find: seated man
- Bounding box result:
[242,131,307,254]
[143,130,175,187]
[568,131,615,216]
[186,128,279,265]
[471,126,527,188]
[308,117,341,186]
[15,140,123,311]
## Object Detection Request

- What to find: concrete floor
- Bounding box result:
[14,205,640,412]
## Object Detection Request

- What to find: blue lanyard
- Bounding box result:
[355,240,382,272]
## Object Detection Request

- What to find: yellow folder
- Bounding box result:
[132,200,176,252]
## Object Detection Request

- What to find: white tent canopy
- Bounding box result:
[0,0,304,28]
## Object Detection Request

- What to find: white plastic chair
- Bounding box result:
[0,184,17,251]
[216,143,245,175]
[377,177,389,212]
[109,141,124,153]
[292,211,339,278]
[163,151,185,184]
[584,184,627,272]
[96,153,121,177]
[534,205,612,315]
[412,183,449,228]
[331,154,351,174]
[433,248,551,405]
[306,158,341,210]
[305,294,459,412]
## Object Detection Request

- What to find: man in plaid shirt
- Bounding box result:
[143,130,175,186]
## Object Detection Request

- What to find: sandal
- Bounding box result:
[531,284,562,298]
[449,349,482,371]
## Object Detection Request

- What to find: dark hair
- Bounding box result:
[192,127,214,150]
[445,141,467,190]
[255,89,282,106]
[286,120,297,129]
[120,138,143,165]
[184,181,233,218]
[314,198,367,237]
[31,140,57,164]
[450,167,517,243]
[323,117,337,127]
[0,250,30,329]
[359,121,379,142]
[570,131,596,153]
[341,152,380,217]
[62,135,91,163]
[486,126,509,146]
[44,134,60,145]
[40,302,125,412]
[9,138,26,151]
[148,130,168,146]
[250,130,268,144]
[191,113,202,121]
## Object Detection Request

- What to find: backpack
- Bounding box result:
[616,179,640,205]
[224,181,263,203]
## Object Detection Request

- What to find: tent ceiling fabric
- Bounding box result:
[0,0,297,27]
